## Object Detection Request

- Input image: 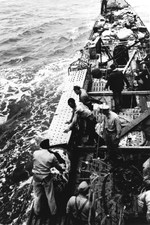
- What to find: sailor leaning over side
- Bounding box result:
[64,98,104,146]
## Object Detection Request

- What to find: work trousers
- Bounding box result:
[113,91,122,113]
[104,130,119,158]
[33,175,57,216]
[101,0,107,14]
[86,116,99,144]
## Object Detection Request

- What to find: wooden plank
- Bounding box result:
[123,50,137,74]
[88,91,150,96]
[77,145,150,152]
[120,109,150,139]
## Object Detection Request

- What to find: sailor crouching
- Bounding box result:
[32,139,64,216]
[64,98,101,145]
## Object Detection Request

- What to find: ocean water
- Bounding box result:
[0,0,100,224]
[0,0,100,149]
[0,0,100,67]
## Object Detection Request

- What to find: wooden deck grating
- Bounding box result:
[48,69,87,145]
[91,77,130,92]
[91,78,107,92]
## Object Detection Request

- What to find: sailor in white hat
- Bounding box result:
[99,103,110,110]
[77,181,90,193]
[98,103,121,161]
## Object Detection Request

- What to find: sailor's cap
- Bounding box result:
[78,181,89,193]
[99,103,109,110]
[40,139,50,149]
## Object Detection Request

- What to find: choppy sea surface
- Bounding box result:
[0,0,100,148]
[0,0,150,224]
[0,0,100,224]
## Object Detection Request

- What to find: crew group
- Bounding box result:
[31,64,150,224]
[31,64,125,224]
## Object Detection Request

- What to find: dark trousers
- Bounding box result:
[77,116,104,145]
[101,0,107,14]
[33,175,57,216]
[87,117,97,144]
[104,130,119,159]
[86,117,104,145]
[113,91,122,113]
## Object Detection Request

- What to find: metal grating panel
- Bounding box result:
[48,69,87,145]
[54,91,75,115]
[63,69,87,92]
